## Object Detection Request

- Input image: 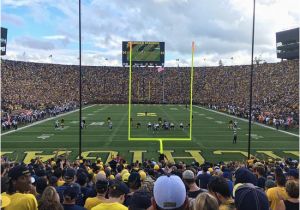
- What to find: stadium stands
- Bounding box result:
[1,59,299,131]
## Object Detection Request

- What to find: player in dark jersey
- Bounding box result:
[61,118,64,128]
[233,129,237,144]
[228,120,233,129]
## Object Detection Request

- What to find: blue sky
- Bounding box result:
[1,0,299,66]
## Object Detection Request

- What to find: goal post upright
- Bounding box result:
[189,41,195,138]
[128,41,195,154]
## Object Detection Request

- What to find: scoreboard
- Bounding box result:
[122,41,165,66]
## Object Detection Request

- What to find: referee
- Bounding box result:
[233,129,237,144]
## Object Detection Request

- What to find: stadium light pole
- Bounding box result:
[247,0,256,160]
[79,0,82,158]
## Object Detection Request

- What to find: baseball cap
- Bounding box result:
[265,179,276,189]
[8,165,31,180]
[122,172,130,182]
[235,167,257,186]
[139,170,147,181]
[154,175,186,209]
[110,180,129,194]
[63,184,80,200]
[154,164,160,170]
[287,169,299,179]
[234,184,269,210]
[182,170,195,180]
[63,168,75,180]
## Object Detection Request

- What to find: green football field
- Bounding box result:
[1,104,299,164]
[128,44,160,62]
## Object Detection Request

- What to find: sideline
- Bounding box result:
[1,104,97,136]
[193,105,299,137]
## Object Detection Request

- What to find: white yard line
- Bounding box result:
[194,105,299,137]
[1,104,97,136]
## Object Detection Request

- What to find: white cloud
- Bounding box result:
[2,0,299,66]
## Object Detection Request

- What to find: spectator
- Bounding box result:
[254,165,267,189]
[4,165,38,210]
[84,180,108,210]
[182,169,206,198]
[267,168,288,210]
[124,172,142,206]
[286,169,299,181]
[207,176,234,210]
[38,186,64,210]
[56,168,84,206]
[196,166,211,189]
[234,167,258,186]
[275,180,299,210]
[234,183,269,210]
[128,189,152,210]
[194,192,219,210]
[149,175,188,210]
[62,185,86,210]
[91,180,129,210]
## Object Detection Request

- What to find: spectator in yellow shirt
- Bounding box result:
[91,180,129,210]
[4,165,38,210]
[84,180,108,210]
[267,168,289,210]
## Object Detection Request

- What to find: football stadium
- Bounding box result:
[1,1,299,210]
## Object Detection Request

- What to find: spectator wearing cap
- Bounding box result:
[193,192,219,210]
[77,172,92,203]
[84,180,108,210]
[182,170,206,198]
[148,175,188,210]
[91,180,129,210]
[265,179,276,192]
[62,184,85,210]
[267,168,288,210]
[56,168,84,206]
[234,167,258,186]
[196,166,211,189]
[234,183,269,210]
[124,172,142,206]
[286,169,299,181]
[222,171,233,196]
[4,165,38,210]
[38,186,63,210]
[128,189,152,210]
[208,176,234,210]
[54,167,65,187]
[276,180,299,210]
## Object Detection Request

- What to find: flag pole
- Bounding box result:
[78,0,82,158]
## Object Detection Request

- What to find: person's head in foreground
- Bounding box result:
[234,183,269,210]
[150,174,188,210]
[194,192,219,210]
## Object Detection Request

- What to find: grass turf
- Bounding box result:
[1,104,299,163]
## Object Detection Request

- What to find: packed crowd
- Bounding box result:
[1,154,299,210]
[1,59,299,130]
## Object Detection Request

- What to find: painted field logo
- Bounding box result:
[137,113,157,117]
